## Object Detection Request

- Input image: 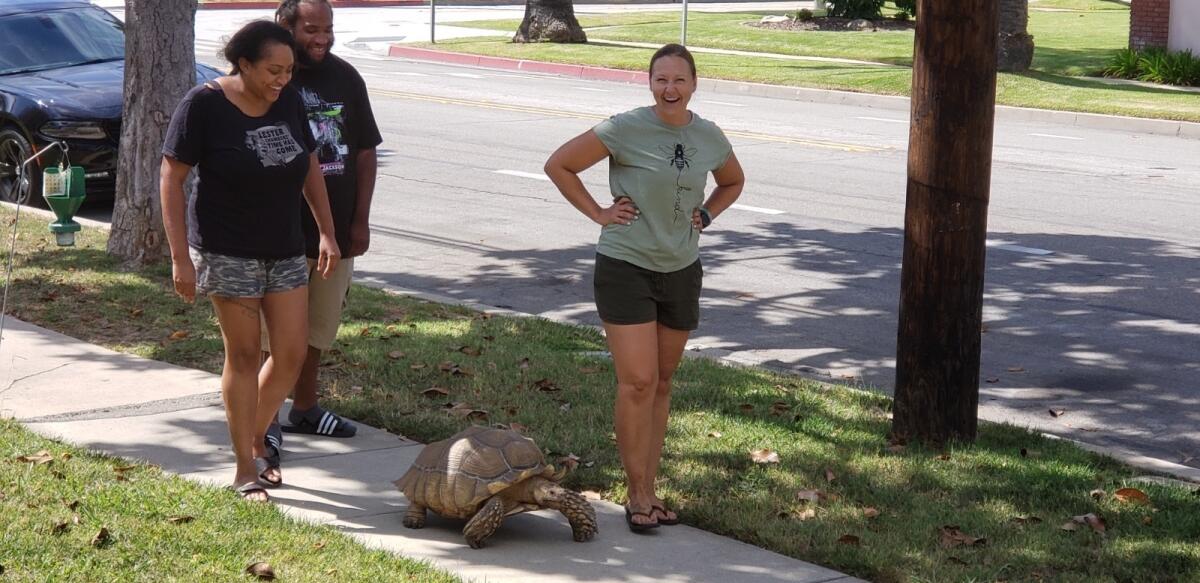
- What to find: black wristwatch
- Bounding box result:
[699,207,713,229]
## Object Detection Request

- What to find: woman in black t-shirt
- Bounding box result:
[161,21,340,502]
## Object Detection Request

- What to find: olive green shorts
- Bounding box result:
[593,253,703,331]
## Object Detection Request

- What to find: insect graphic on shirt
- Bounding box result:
[660,143,697,171]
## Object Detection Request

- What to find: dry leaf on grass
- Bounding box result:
[91,527,111,547]
[1064,513,1107,534]
[1090,488,1107,500]
[836,534,860,546]
[508,422,529,433]
[457,346,482,357]
[421,387,450,398]
[168,330,189,340]
[707,431,723,439]
[769,401,791,415]
[863,507,881,519]
[796,490,822,504]
[1048,408,1066,418]
[738,403,755,413]
[16,450,54,464]
[518,357,531,369]
[313,541,327,550]
[65,500,80,511]
[532,379,560,393]
[245,562,276,580]
[780,508,817,520]
[824,468,837,483]
[937,453,952,461]
[409,363,427,370]
[750,449,780,464]
[51,521,70,536]
[1114,487,1151,505]
[939,525,986,548]
[1143,516,1154,525]
[167,515,194,524]
[387,350,405,360]
[1011,516,1042,525]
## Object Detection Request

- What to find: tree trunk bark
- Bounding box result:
[892,0,999,446]
[106,0,197,266]
[997,0,1034,72]
[513,0,587,43]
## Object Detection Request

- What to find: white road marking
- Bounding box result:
[448,72,484,79]
[494,169,550,181]
[986,240,1054,255]
[573,87,611,92]
[1029,133,1084,141]
[856,116,908,124]
[730,203,785,215]
[699,100,747,108]
[390,72,431,77]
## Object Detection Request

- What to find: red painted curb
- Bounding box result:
[388,45,649,85]
[199,0,423,9]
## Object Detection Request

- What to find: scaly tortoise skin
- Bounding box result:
[394,425,598,548]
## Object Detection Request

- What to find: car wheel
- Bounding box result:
[0,128,43,207]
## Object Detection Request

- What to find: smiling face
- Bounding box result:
[290,1,334,66]
[238,41,294,103]
[649,55,697,118]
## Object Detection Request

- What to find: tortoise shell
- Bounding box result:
[395,426,556,519]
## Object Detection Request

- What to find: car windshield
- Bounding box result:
[0,7,124,76]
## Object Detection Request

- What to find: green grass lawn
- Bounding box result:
[438,2,1200,122]
[6,207,1200,582]
[0,419,458,582]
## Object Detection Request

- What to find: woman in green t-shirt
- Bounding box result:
[545,44,745,533]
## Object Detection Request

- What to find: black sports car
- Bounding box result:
[0,0,221,205]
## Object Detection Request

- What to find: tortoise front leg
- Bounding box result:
[536,482,598,542]
[402,503,427,529]
[463,496,506,548]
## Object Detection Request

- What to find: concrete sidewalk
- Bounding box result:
[0,316,864,583]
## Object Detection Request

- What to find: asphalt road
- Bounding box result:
[88,4,1200,471]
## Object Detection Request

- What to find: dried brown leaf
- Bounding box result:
[738,403,754,413]
[16,450,54,464]
[750,449,780,464]
[387,350,405,360]
[51,521,70,535]
[245,562,277,580]
[1007,366,1026,373]
[1011,515,1042,525]
[939,525,986,548]
[769,401,791,416]
[824,468,837,483]
[707,431,723,439]
[421,387,450,398]
[863,507,880,519]
[1049,408,1066,418]
[90,527,111,547]
[796,490,822,504]
[518,357,531,369]
[532,378,560,392]
[1070,513,1107,534]
[458,346,482,357]
[1089,488,1107,500]
[508,422,529,433]
[313,541,326,550]
[836,534,860,546]
[409,363,427,370]
[1142,516,1153,526]
[65,500,80,511]
[168,330,189,340]
[985,377,1000,384]
[1114,487,1151,505]
[167,515,194,524]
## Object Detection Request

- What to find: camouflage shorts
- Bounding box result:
[189,247,308,298]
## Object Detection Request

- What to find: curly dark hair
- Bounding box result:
[275,0,332,27]
[222,20,294,74]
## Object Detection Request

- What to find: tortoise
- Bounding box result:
[394,425,598,548]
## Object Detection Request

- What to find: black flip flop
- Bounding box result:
[652,504,680,526]
[233,482,270,502]
[254,456,282,488]
[625,507,660,533]
[281,406,357,438]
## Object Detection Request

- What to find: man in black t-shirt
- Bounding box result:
[265,0,383,443]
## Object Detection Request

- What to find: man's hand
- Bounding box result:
[348,221,370,257]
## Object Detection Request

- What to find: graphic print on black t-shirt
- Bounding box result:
[659,142,698,224]
[298,87,349,176]
[243,123,304,167]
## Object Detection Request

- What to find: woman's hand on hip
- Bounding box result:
[316,234,341,279]
[596,197,639,226]
[171,257,196,304]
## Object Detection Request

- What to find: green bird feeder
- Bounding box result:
[42,164,86,246]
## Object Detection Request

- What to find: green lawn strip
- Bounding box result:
[0,420,459,582]
[453,7,1127,75]
[7,207,1200,581]
[406,37,1200,122]
[1032,0,1131,10]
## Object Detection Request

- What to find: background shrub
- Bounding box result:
[826,0,885,19]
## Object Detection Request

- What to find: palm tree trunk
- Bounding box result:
[513,0,587,43]
[997,0,1035,72]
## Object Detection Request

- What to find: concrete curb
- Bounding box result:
[0,201,110,229]
[386,45,1200,139]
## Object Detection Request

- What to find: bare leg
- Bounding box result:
[256,285,309,483]
[211,296,268,502]
[603,321,660,527]
[291,345,322,411]
[463,497,507,548]
[645,323,690,523]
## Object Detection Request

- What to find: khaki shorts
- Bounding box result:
[261,257,353,352]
